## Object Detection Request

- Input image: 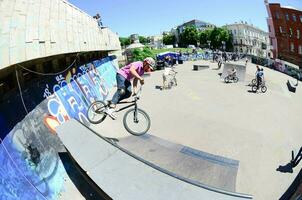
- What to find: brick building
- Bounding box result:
[265,0,302,67]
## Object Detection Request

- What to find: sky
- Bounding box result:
[68,0,302,37]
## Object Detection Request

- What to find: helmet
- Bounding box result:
[144,57,155,70]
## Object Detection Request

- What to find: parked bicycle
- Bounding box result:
[87,87,151,136]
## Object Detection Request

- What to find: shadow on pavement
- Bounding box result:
[58,152,112,200]
[277,163,294,173]
[155,85,163,90]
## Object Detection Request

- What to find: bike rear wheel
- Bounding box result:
[87,101,107,124]
[123,108,151,136]
[252,85,258,92]
[224,76,229,83]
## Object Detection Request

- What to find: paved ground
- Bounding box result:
[90,60,302,200]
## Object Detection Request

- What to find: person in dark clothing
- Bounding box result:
[256,68,264,89]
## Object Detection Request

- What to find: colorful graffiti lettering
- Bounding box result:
[46,57,117,125]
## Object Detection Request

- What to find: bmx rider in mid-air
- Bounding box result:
[106,57,156,119]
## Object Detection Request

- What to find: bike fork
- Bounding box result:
[133,104,139,123]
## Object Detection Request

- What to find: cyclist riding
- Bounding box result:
[228,67,237,77]
[106,57,155,119]
[256,67,264,89]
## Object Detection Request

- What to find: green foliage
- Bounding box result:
[199,27,233,51]
[119,37,130,47]
[139,36,150,44]
[179,26,199,47]
[199,30,211,47]
[131,47,155,62]
[163,34,176,45]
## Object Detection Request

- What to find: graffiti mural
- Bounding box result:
[0,56,118,200]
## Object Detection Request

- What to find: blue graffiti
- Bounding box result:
[47,57,117,124]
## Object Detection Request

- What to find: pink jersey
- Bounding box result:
[118,61,144,80]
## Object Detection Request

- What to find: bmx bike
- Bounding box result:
[251,81,267,93]
[224,74,238,83]
[87,87,151,136]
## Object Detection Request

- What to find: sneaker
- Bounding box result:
[105,108,117,120]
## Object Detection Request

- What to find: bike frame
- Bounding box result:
[115,100,137,113]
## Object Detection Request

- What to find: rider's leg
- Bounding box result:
[257,77,261,89]
[111,74,127,107]
[115,79,132,102]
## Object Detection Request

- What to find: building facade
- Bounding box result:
[224,22,270,58]
[169,19,215,45]
[265,1,302,67]
[148,35,163,49]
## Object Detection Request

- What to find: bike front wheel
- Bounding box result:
[87,101,107,124]
[123,108,151,136]
[234,77,239,83]
[261,86,267,93]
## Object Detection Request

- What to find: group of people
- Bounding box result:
[104,56,267,119]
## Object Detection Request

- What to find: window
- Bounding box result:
[290,42,295,52]
[297,30,300,39]
[300,16,302,22]
[293,14,297,22]
[299,45,302,55]
[268,25,271,32]
[285,13,289,21]
[279,26,283,33]
[275,12,280,19]
[290,28,293,37]
[270,38,273,45]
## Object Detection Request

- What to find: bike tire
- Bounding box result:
[261,86,267,93]
[87,101,107,124]
[224,76,229,83]
[252,79,256,85]
[234,77,239,83]
[123,108,151,136]
[252,85,258,92]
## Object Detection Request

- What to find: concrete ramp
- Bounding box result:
[57,119,252,200]
[222,63,246,82]
[118,135,239,192]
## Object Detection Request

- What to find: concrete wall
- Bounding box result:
[0,0,121,70]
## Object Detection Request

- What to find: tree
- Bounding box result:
[163,34,176,45]
[119,37,130,47]
[205,27,233,51]
[139,36,150,44]
[179,26,199,47]
[131,47,155,62]
[199,30,211,48]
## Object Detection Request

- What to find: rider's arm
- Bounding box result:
[130,65,144,83]
[133,78,138,94]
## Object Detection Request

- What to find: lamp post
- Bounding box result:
[221,41,226,51]
[207,40,211,50]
